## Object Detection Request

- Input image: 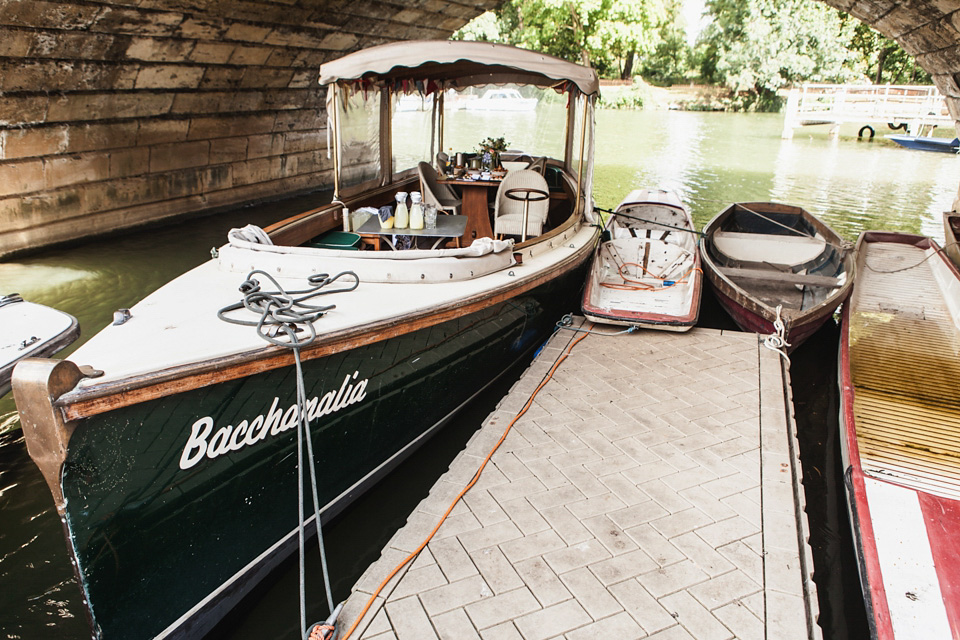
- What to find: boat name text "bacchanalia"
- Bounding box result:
[179,371,369,470]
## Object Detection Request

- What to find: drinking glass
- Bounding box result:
[424,204,438,229]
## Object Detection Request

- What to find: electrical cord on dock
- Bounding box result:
[217,268,359,639]
[338,319,594,640]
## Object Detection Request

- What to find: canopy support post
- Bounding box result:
[331,84,341,201]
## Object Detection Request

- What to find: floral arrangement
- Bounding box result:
[477,136,509,170]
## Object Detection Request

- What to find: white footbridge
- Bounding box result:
[781,83,953,139]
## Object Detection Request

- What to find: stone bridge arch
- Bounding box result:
[0,0,956,256]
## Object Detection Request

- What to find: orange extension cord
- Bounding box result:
[339,325,592,639]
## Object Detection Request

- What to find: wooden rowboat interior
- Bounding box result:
[704,203,850,316]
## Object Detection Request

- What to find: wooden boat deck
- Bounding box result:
[338,320,819,640]
[850,239,960,499]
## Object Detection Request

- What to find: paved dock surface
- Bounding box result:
[340,321,819,640]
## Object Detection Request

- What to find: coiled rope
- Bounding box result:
[762,304,791,363]
[218,268,359,639]
[339,320,593,639]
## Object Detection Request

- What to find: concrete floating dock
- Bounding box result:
[340,319,820,640]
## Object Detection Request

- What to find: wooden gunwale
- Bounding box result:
[58,221,594,421]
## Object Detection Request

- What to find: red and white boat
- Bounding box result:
[840,231,960,639]
[582,189,702,331]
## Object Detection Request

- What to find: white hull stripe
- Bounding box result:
[865,477,952,639]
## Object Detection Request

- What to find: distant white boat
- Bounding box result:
[0,294,79,395]
[465,88,538,112]
[396,94,433,112]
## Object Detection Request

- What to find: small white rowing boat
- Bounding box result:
[582,189,702,331]
[0,294,79,396]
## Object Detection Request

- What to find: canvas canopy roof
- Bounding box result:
[318,40,599,96]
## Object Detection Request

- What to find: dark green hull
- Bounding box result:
[60,271,583,638]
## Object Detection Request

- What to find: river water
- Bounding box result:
[1,110,956,639]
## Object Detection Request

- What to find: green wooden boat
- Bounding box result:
[12,41,600,639]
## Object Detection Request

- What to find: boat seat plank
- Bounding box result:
[718,266,841,288]
[713,230,826,265]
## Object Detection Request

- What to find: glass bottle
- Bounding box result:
[394,192,409,229]
[409,191,424,230]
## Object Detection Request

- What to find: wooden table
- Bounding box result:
[437,177,501,243]
[355,214,468,250]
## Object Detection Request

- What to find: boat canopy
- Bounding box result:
[318,40,599,95]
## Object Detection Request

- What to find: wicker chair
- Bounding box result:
[493,169,550,240]
[418,161,461,214]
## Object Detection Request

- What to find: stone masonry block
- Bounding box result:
[125,36,195,63]
[188,113,276,140]
[0,95,49,126]
[318,31,360,51]
[108,146,150,178]
[32,31,120,61]
[229,45,273,66]
[202,164,233,192]
[246,133,284,159]
[177,17,225,40]
[65,120,137,153]
[0,1,100,30]
[263,27,329,49]
[6,187,84,229]
[46,93,168,123]
[137,118,190,146]
[91,6,183,37]
[232,155,283,186]
[149,140,210,173]
[2,126,69,159]
[0,59,137,92]
[224,22,274,43]
[288,70,317,89]
[189,42,237,64]
[44,153,110,190]
[0,159,45,197]
[135,65,205,90]
[0,27,34,56]
[200,67,246,90]
[274,108,323,132]
[240,67,295,89]
[209,137,248,165]
[264,49,299,68]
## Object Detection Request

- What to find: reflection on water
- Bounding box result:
[1,110,958,638]
[593,111,957,242]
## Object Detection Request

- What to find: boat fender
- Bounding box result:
[887,122,908,131]
[113,308,132,325]
[858,126,874,139]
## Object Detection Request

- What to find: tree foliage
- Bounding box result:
[460,0,665,79]
[454,0,934,110]
[696,0,859,109]
[845,19,931,85]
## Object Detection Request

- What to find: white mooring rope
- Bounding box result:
[763,304,791,363]
[218,268,359,638]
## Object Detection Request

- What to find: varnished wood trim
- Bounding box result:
[12,359,85,511]
[60,238,595,421]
